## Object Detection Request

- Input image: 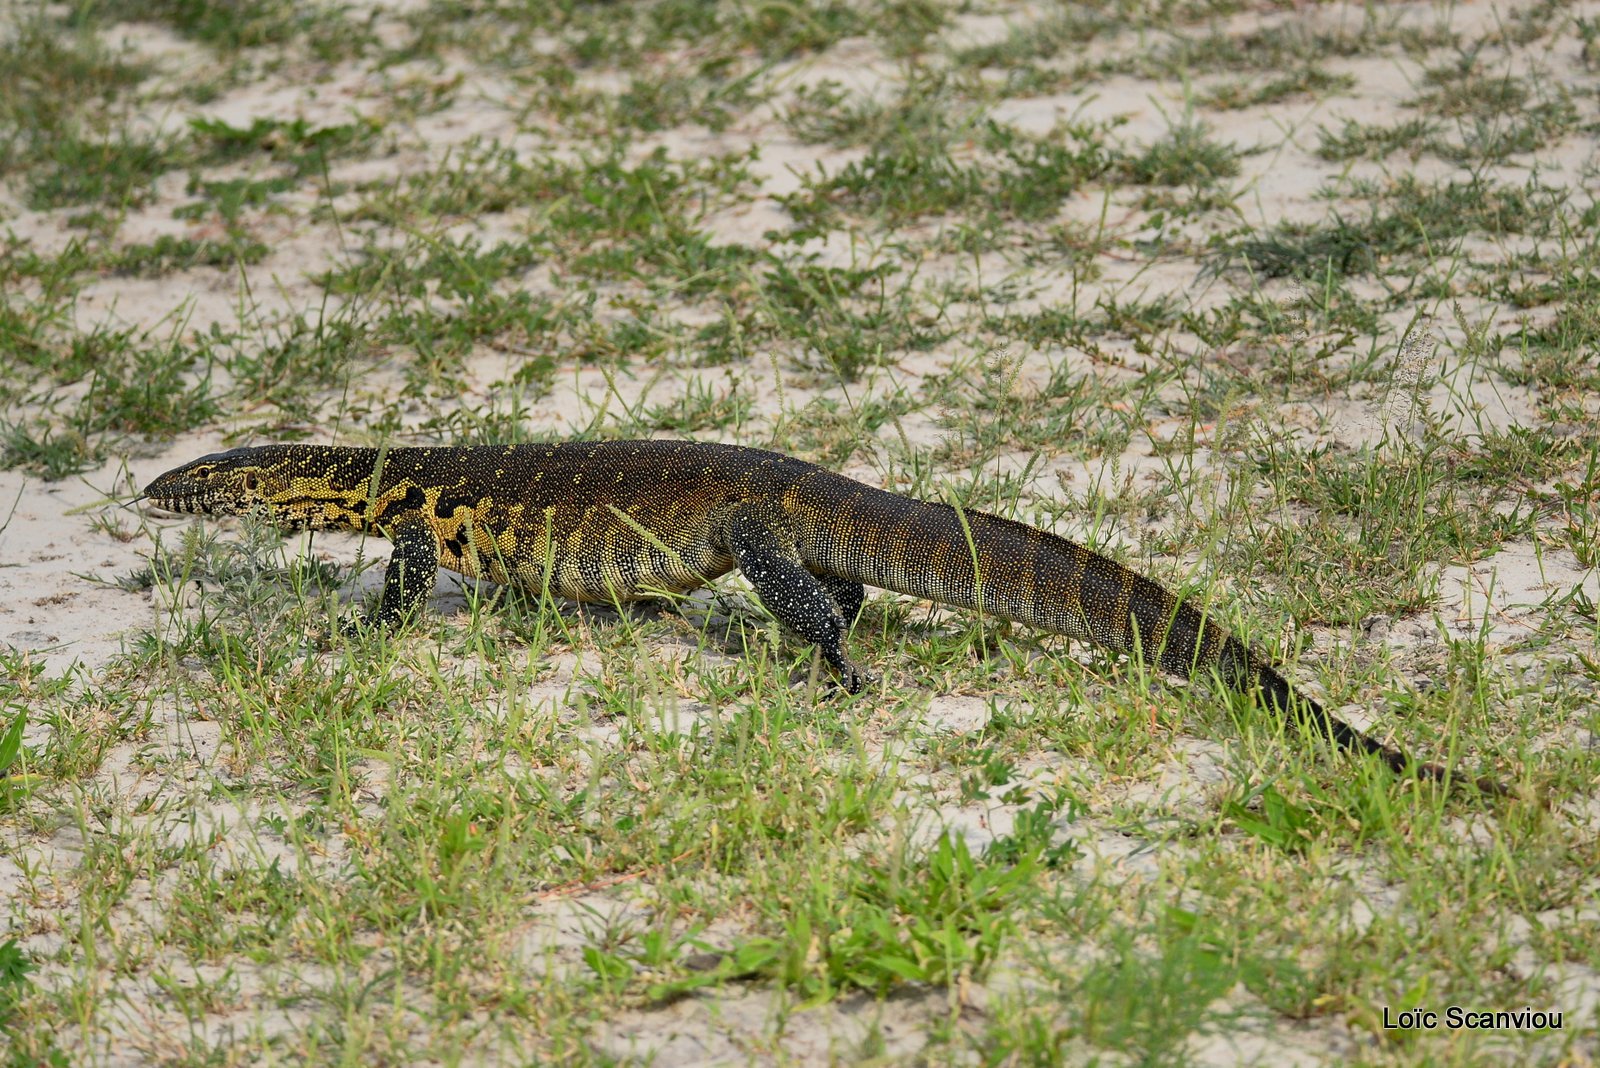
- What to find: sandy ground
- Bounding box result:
[3,0,1599,1062]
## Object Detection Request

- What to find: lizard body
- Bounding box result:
[142,440,1504,793]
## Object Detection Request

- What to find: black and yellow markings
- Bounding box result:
[417,487,523,583]
[256,472,368,529]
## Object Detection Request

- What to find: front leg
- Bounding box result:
[345,517,440,633]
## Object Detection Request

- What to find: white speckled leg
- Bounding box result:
[725,503,865,692]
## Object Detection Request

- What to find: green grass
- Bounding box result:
[1,0,1597,1063]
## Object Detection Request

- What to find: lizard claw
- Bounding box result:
[336,613,385,639]
[834,658,874,695]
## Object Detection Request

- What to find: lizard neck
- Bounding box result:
[254,445,429,533]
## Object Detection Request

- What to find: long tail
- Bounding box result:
[1245,649,1508,796]
[810,488,1507,795]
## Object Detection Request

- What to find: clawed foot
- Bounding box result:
[826,655,875,696]
[336,611,406,639]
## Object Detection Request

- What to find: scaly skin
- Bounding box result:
[142,440,1508,794]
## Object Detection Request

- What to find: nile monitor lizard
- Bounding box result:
[141,440,1506,794]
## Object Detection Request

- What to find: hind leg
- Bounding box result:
[724,504,866,692]
[816,573,865,627]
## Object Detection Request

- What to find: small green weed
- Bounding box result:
[25,131,178,209]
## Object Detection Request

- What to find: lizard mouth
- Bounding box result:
[140,470,224,517]
[142,496,213,517]
[139,481,231,516]
[142,492,324,530]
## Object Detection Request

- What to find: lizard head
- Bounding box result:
[141,445,380,531]
[142,447,295,518]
